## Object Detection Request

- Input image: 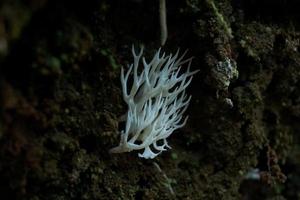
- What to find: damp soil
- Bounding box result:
[0,0,300,199]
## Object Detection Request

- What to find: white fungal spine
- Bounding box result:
[109,46,199,159]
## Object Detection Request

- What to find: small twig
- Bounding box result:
[159,0,168,46]
[153,162,175,196]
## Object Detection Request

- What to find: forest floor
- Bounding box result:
[0,0,300,199]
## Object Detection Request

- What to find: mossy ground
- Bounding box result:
[0,0,300,199]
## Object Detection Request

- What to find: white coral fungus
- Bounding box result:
[109,46,198,159]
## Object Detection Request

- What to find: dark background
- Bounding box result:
[0,0,300,199]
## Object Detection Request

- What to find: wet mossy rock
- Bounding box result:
[0,0,300,199]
